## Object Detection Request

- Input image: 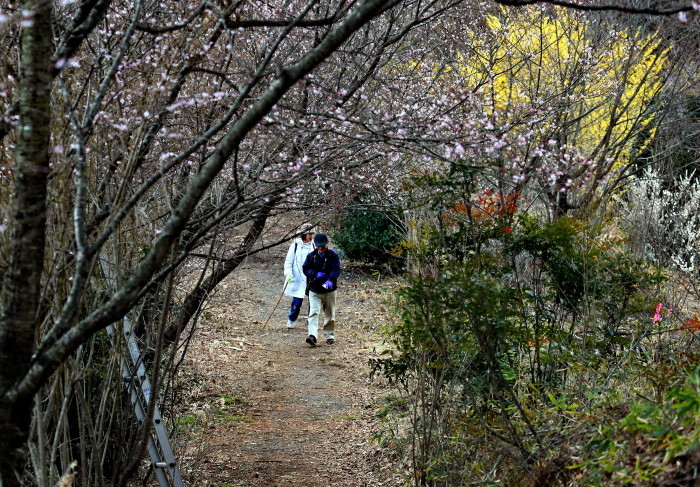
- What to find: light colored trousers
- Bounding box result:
[308,290,336,340]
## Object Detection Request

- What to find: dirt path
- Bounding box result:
[175,247,404,486]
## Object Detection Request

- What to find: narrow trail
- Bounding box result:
[176,247,404,486]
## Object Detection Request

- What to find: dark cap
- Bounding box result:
[313,233,328,247]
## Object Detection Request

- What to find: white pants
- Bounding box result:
[308,290,336,340]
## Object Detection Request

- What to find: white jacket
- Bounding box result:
[283,238,315,298]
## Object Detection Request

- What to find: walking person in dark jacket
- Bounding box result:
[302,233,341,346]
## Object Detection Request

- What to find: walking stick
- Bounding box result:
[261,281,288,331]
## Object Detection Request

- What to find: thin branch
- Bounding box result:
[134,0,209,34]
[495,0,694,16]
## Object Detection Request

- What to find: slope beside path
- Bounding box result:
[174,247,404,486]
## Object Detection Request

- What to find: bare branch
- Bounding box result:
[494,0,694,16]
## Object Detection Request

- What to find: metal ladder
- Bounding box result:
[107,317,185,487]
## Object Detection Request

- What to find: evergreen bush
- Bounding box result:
[333,201,404,267]
[374,162,685,486]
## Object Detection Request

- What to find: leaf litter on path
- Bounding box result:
[175,250,405,487]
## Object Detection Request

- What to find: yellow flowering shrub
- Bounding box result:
[466,6,667,171]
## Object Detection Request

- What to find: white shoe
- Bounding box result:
[287,320,295,329]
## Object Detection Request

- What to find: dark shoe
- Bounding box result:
[306,335,317,346]
[326,338,335,345]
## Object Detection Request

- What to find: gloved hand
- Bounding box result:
[315,271,327,279]
[322,280,333,289]
[285,274,293,283]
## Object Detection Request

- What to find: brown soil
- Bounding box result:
[174,245,406,487]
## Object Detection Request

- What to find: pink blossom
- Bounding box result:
[652,303,663,323]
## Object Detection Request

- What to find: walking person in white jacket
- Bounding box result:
[283,224,316,329]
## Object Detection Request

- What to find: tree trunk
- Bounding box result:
[0,1,53,485]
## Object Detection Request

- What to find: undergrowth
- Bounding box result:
[370,164,700,486]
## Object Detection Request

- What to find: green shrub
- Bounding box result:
[570,363,700,486]
[375,163,674,485]
[333,200,404,266]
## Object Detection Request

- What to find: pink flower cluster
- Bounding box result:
[652,303,673,323]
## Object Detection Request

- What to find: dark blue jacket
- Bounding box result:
[302,248,341,294]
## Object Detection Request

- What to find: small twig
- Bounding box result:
[261,282,288,331]
[594,329,650,403]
